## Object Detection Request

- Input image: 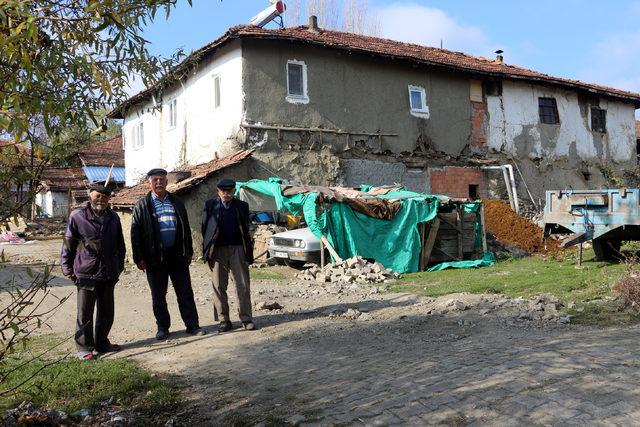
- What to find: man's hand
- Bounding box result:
[67,273,77,282]
[135,260,146,271]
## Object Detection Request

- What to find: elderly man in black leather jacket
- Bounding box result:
[131,168,205,340]
[202,178,254,332]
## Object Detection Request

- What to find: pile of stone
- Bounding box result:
[297,256,399,284]
[25,219,66,238]
[250,223,286,261]
[513,293,570,323]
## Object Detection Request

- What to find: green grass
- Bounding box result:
[392,248,627,304]
[250,269,289,280]
[0,336,181,419]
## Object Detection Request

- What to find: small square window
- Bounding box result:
[538,97,560,125]
[168,99,177,129]
[408,85,429,118]
[286,60,308,103]
[591,107,606,133]
[213,75,221,109]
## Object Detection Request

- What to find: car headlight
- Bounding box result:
[294,239,301,248]
[299,240,306,249]
[268,238,274,246]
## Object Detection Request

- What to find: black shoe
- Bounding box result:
[242,321,256,331]
[218,321,233,333]
[186,327,207,336]
[156,329,169,340]
[94,343,122,353]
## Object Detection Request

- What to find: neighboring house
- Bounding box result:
[111,21,640,203]
[35,135,126,217]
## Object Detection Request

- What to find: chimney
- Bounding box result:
[308,15,319,33]
[495,49,504,65]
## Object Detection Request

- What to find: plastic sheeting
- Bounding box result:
[427,251,495,272]
[236,178,484,274]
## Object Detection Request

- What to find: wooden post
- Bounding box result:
[480,204,487,253]
[422,217,440,268]
[418,223,427,271]
[456,206,464,260]
[320,238,326,268]
[67,188,72,218]
[320,235,342,263]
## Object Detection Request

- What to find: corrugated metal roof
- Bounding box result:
[82,166,126,183]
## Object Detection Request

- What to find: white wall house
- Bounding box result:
[486,81,637,163]
[122,41,244,185]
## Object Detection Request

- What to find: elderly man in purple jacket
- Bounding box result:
[61,183,125,360]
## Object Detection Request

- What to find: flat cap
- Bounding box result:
[147,168,167,177]
[216,178,236,189]
[89,182,112,196]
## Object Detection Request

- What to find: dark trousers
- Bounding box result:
[209,245,252,323]
[145,249,199,331]
[75,280,116,352]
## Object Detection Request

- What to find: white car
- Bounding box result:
[268,227,323,268]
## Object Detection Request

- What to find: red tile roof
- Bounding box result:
[112,25,640,117]
[39,167,88,191]
[78,135,124,167]
[110,149,253,207]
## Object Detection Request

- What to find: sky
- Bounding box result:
[137,0,640,116]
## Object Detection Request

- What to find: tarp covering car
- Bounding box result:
[236,178,488,273]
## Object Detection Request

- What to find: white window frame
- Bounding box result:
[213,75,221,109]
[132,121,144,150]
[167,98,177,130]
[408,85,429,118]
[286,60,309,104]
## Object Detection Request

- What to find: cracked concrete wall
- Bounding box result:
[339,159,428,193]
[241,39,471,157]
[486,80,636,166]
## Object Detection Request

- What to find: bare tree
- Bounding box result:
[286,0,379,35]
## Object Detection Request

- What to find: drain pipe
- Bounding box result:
[481,165,520,214]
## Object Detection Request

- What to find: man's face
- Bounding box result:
[89,191,110,213]
[148,174,168,195]
[217,187,234,203]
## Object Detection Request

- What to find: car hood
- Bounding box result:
[272,227,319,240]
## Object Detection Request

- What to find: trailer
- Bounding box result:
[543,188,640,260]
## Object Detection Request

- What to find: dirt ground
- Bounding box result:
[3,239,640,426]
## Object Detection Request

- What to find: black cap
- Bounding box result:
[216,178,236,189]
[147,168,167,177]
[89,182,112,196]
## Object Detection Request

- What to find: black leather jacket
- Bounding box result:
[131,192,193,267]
[201,197,253,264]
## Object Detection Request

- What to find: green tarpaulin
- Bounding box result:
[236,178,489,273]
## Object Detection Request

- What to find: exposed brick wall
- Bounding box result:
[429,166,487,199]
[470,101,486,148]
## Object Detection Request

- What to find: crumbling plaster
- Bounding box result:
[241,39,472,157]
[486,81,636,165]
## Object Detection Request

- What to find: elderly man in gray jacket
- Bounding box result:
[61,183,125,360]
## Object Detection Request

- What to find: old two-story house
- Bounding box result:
[111,19,640,207]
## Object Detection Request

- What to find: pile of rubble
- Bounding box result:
[25,219,67,238]
[297,256,399,284]
[251,224,286,260]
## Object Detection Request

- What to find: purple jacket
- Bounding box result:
[61,203,126,281]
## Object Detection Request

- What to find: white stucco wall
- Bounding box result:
[35,190,69,217]
[122,41,244,186]
[486,81,636,163]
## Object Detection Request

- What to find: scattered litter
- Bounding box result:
[0,231,28,244]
